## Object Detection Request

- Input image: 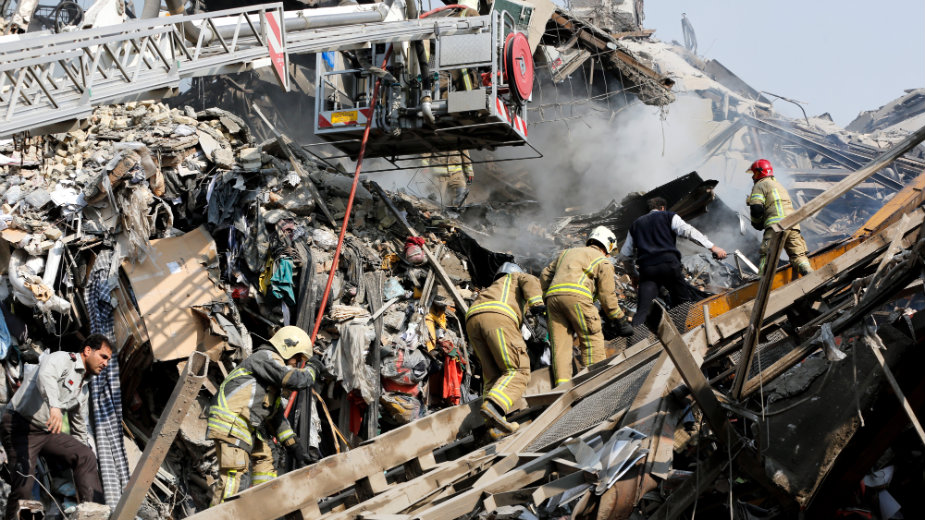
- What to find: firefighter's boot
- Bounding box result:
[480,400,519,434]
[487,427,512,441]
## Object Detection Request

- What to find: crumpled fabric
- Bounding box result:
[270,257,296,307]
[258,257,274,295]
[84,250,130,508]
[0,309,12,361]
[324,321,376,404]
[442,358,462,405]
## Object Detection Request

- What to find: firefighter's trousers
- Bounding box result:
[211,437,277,506]
[466,312,530,413]
[547,294,604,386]
[759,228,813,275]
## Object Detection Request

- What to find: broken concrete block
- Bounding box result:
[23,188,51,209]
[197,129,234,169]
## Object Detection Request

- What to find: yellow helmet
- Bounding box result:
[268,326,312,360]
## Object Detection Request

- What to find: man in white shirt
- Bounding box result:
[620,197,726,328]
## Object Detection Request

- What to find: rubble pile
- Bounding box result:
[0,101,519,517]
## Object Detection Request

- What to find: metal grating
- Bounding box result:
[729,328,795,376]
[527,357,658,451]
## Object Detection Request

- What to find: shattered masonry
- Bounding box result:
[0,0,922,519]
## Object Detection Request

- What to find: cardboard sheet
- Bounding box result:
[122,226,226,361]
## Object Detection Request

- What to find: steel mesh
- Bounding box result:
[527,357,658,451]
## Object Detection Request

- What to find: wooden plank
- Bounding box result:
[775,122,925,231]
[411,446,567,520]
[651,303,735,446]
[730,230,783,400]
[530,470,591,505]
[470,342,663,487]
[112,351,209,520]
[867,330,925,446]
[188,400,485,520]
[482,486,540,511]
[712,212,921,340]
[324,448,500,520]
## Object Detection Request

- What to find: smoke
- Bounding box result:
[521,94,717,215]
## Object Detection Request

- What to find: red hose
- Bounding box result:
[419,4,477,18]
[285,46,393,419]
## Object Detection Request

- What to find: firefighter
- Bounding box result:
[428,150,473,207]
[746,159,813,275]
[207,326,322,505]
[466,262,545,439]
[541,227,634,387]
[620,196,726,327]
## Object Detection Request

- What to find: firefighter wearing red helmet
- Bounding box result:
[746,159,813,275]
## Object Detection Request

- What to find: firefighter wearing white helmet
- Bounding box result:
[540,227,633,387]
[466,262,545,439]
[206,326,322,505]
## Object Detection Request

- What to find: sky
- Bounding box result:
[641,0,925,127]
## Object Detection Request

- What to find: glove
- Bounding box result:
[466,173,474,185]
[530,304,547,317]
[751,220,763,231]
[614,316,634,337]
[286,443,312,469]
[306,355,324,380]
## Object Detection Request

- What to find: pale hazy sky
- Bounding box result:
[642,1,925,127]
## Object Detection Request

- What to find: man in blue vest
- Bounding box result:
[620,197,726,327]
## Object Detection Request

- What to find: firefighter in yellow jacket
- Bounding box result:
[207,326,322,505]
[541,227,634,386]
[466,263,544,438]
[427,150,473,207]
[746,159,813,275]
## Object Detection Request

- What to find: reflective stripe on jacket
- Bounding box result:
[540,246,624,320]
[466,272,543,326]
[747,177,797,230]
[206,347,316,452]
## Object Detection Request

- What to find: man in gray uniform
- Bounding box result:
[1,334,111,519]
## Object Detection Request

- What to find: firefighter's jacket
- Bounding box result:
[206,347,317,452]
[466,272,544,327]
[747,177,798,230]
[540,246,623,320]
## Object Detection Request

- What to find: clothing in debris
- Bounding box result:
[2,351,104,519]
[466,272,544,413]
[84,250,131,508]
[747,176,812,275]
[620,209,716,326]
[540,246,625,385]
[206,346,318,504]
[424,308,447,352]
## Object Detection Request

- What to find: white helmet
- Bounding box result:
[269,326,313,360]
[587,226,617,254]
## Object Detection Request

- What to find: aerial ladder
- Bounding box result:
[0,0,534,159]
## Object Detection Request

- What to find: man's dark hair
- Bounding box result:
[647,197,668,211]
[83,334,112,351]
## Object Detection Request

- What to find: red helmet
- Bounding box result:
[747,159,774,181]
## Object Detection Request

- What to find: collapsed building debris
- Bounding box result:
[0,0,921,519]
